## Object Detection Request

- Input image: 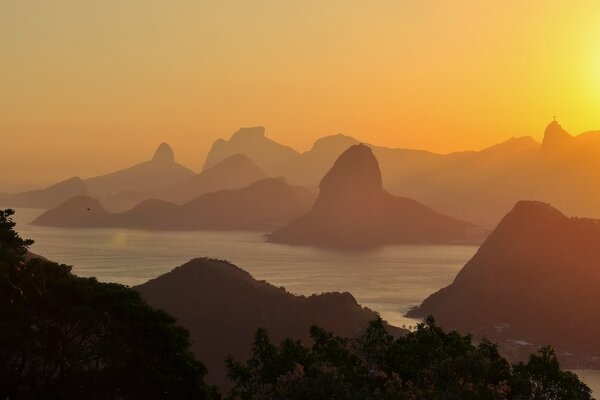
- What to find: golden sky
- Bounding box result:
[1,0,600,184]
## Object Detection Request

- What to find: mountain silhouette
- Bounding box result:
[0,177,89,208]
[541,118,574,154]
[408,200,600,364]
[85,142,194,197]
[33,178,314,230]
[134,258,403,389]
[154,153,269,204]
[267,144,478,246]
[151,142,176,163]
[396,135,541,226]
[205,129,459,189]
[202,127,300,175]
[203,127,543,226]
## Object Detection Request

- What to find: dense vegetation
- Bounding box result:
[0,209,215,399]
[0,209,594,399]
[227,318,592,400]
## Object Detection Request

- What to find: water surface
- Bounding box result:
[11,207,474,328]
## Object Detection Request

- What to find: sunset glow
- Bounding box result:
[1,1,600,183]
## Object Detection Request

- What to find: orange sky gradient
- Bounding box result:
[1,1,600,185]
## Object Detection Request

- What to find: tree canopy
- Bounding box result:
[0,209,215,399]
[227,317,592,400]
[0,208,594,399]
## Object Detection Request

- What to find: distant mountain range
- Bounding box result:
[33,178,314,231]
[134,258,404,389]
[6,120,600,229]
[0,144,269,212]
[203,126,299,176]
[0,143,194,209]
[35,144,480,245]
[148,153,268,205]
[0,177,89,209]
[408,200,600,366]
[268,144,481,246]
[203,121,600,227]
[85,143,195,196]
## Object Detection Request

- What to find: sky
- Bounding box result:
[1,0,600,185]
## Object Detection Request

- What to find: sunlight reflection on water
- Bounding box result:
[10,206,476,328]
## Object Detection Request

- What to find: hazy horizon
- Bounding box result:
[2,1,600,184]
[0,119,596,188]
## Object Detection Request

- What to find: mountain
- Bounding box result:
[0,177,89,208]
[268,144,479,246]
[392,120,600,226]
[203,127,539,226]
[134,258,403,389]
[541,118,573,154]
[394,135,541,226]
[152,154,269,204]
[408,201,600,365]
[0,180,37,194]
[85,143,195,197]
[202,128,454,189]
[33,178,314,230]
[279,133,466,189]
[202,127,300,175]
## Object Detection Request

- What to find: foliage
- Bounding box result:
[0,209,216,399]
[226,316,592,400]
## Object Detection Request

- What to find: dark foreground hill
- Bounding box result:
[409,200,600,365]
[268,144,480,246]
[134,258,403,389]
[33,178,314,231]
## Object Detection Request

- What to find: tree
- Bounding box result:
[0,209,216,399]
[226,317,592,400]
[511,346,592,400]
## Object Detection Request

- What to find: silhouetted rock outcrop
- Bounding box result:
[409,201,600,363]
[33,178,314,230]
[203,127,300,175]
[151,142,176,163]
[32,196,111,227]
[268,144,477,246]
[541,118,573,154]
[157,154,268,204]
[85,142,194,196]
[134,258,403,389]
[0,177,89,209]
[204,127,543,227]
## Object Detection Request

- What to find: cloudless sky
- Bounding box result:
[1,0,600,184]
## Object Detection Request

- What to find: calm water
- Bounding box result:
[8,207,600,394]
[10,207,474,328]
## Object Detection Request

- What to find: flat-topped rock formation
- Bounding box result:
[202,127,300,176]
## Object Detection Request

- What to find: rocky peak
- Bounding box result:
[152,143,175,163]
[312,144,383,217]
[541,118,572,153]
